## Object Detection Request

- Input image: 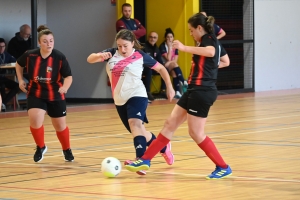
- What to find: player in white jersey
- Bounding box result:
[87,29,175,175]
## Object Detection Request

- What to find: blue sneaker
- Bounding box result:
[206,165,232,179]
[125,158,151,172]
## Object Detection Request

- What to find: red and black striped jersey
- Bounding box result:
[188,34,227,88]
[17,48,72,101]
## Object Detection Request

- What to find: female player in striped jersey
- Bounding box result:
[15,25,74,163]
[126,13,232,179]
[87,29,175,175]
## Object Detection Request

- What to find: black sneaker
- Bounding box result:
[34,145,47,162]
[63,148,74,162]
[147,92,155,101]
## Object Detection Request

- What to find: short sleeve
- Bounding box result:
[17,51,29,67]
[214,24,222,35]
[220,44,227,57]
[138,50,158,68]
[101,48,117,62]
[159,43,167,55]
[201,35,215,47]
[60,56,72,78]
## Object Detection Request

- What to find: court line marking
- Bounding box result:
[1,162,299,184]
[1,112,300,149]
[0,126,299,164]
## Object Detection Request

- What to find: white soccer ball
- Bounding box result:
[101,157,122,178]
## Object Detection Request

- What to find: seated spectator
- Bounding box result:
[0,38,16,66]
[0,38,19,112]
[142,31,167,100]
[200,11,226,39]
[159,28,187,98]
[7,24,32,59]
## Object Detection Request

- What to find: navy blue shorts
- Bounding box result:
[27,95,67,118]
[177,86,217,118]
[116,97,149,133]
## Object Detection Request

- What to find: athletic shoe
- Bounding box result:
[124,160,146,175]
[63,148,74,162]
[174,91,182,99]
[125,158,151,172]
[161,142,174,165]
[206,165,232,179]
[33,145,47,162]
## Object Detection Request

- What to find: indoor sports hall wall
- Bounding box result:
[254,0,300,91]
[0,0,46,44]
[46,0,116,100]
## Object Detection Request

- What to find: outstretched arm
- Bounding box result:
[87,52,112,63]
[172,40,215,57]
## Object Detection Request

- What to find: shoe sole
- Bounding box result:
[124,160,146,175]
[35,146,48,163]
[62,151,74,162]
[206,173,232,180]
[125,164,150,172]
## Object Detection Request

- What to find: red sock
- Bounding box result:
[30,126,45,148]
[142,133,170,160]
[56,126,70,150]
[198,136,227,168]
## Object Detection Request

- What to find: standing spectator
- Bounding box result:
[116,3,146,41]
[125,13,232,180]
[200,11,226,39]
[7,24,32,59]
[159,28,188,98]
[0,38,19,112]
[15,25,74,163]
[87,29,175,175]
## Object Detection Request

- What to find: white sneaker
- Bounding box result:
[174,91,182,99]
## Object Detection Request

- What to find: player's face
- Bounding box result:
[0,42,5,54]
[188,24,201,42]
[122,6,132,19]
[148,32,158,46]
[116,39,134,57]
[38,34,54,53]
[166,33,174,42]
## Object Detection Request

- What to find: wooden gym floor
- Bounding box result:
[0,89,299,200]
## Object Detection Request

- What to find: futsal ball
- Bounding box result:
[101,157,122,178]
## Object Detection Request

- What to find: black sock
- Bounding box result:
[173,77,180,92]
[173,67,185,83]
[133,135,147,158]
[147,132,167,153]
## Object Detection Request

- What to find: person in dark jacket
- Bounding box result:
[7,24,32,59]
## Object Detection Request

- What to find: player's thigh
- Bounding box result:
[126,97,149,133]
[47,100,67,131]
[186,89,217,118]
[27,96,47,128]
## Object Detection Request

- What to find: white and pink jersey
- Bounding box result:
[103,48,159,105]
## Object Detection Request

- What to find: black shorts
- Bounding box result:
[116,97,149,133]
[177,86,217,118]
[27,96,67,118]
